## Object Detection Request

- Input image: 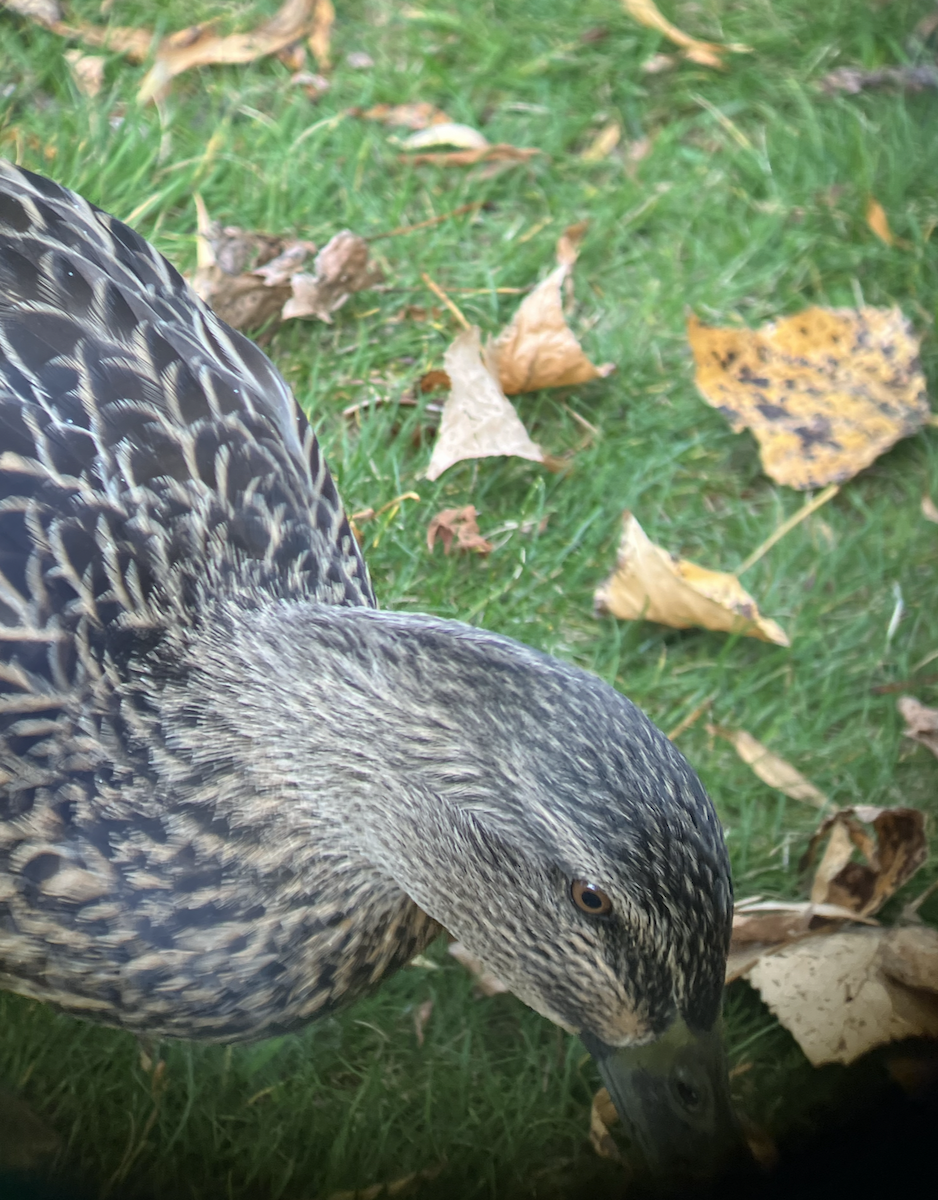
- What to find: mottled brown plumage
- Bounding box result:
[0,162,740,1179]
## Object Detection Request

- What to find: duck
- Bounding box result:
[0,161,742,1183]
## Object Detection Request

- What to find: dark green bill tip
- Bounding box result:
[581,1017,749,1186]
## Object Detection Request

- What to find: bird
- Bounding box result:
[0,161,741,1183]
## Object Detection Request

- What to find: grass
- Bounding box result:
[1,0,937,1197]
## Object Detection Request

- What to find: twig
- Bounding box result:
[736,484,839,575]
[420,272,471,330]
[368,201,484,241]
[667,693,716,741]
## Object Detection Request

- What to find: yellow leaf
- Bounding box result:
[580,120,621,163]
[866,197,895,245]
[425,327,544,481]
[707,726,827,806]
[688,307,933,490]
[620,0,750,69]
[594,513,789,645]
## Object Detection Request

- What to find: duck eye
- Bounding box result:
[571,880,612,916]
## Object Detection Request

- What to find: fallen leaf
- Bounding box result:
[821,65,938,95]
[688,307,932,490]
[484,229,614,394]
[308,0,333,71]
[866,197,897,246]
[898,696,938,759]
[448,941,510,996]
[594,513,789,646]
[345,50,374,70]
[3,0,61,23]
[400,122,489,151]
[281,231,383,322]
[413,998,433,1047]
[746,927,938,1066]
[64,49,105,96]
[427,506,493,556]
[801,805,928,917]
[580,120,621,163]
[418,369,451,393]
[355,102,452,130]
[589,1088,622,1163]
[620,0,750,69]
[922,494,938,524]
[137,0,319,104]
[707,726,828,807]
[642,52,677,73]
[403,144,542,168]
[425,327,544,481]
[291,70,330,99]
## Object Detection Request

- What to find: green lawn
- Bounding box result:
[1,1,937,1197]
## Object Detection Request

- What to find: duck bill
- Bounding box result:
[581,1017,746,1186]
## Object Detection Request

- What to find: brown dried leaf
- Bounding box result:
[802,805,928,917]
[355,102,452,130]
[594,513,789,646]
[707,726,828,806]
[308,0,333,71]
[281,231,382,323]
[580,120,621,163]
[413,998,433,1047]
[426,506,492,556]
[447,941,510,996]
[484,265,614,394]
[589,1088,622,1163]
[746,927,938,1066]
[688,307,932,490]
[425,327,544,481]
[418,369,451,393]
[866,197,897,246]
[880,925,938,994]
[898,696,938,759]
[403,144,542,168]
[137,0,318,104]
[64,49,105,97]
[621,0,750,68]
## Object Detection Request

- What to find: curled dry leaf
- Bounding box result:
[137,0,320,104]
[802,805,928,917]
[425,327,544,481]
[621,0,750,69]
[595,513,789,646]
[485,228,614,395]
[897,696,938,759]
[354,102,452,130]
[746,927,938,1066]
[64,50,105,97]
[688,307,932,490]
[281,231,382,323]
[447,941,510,996]
[707,726,828,807]
[426,506,493,556]
[589,1088,622,1163]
